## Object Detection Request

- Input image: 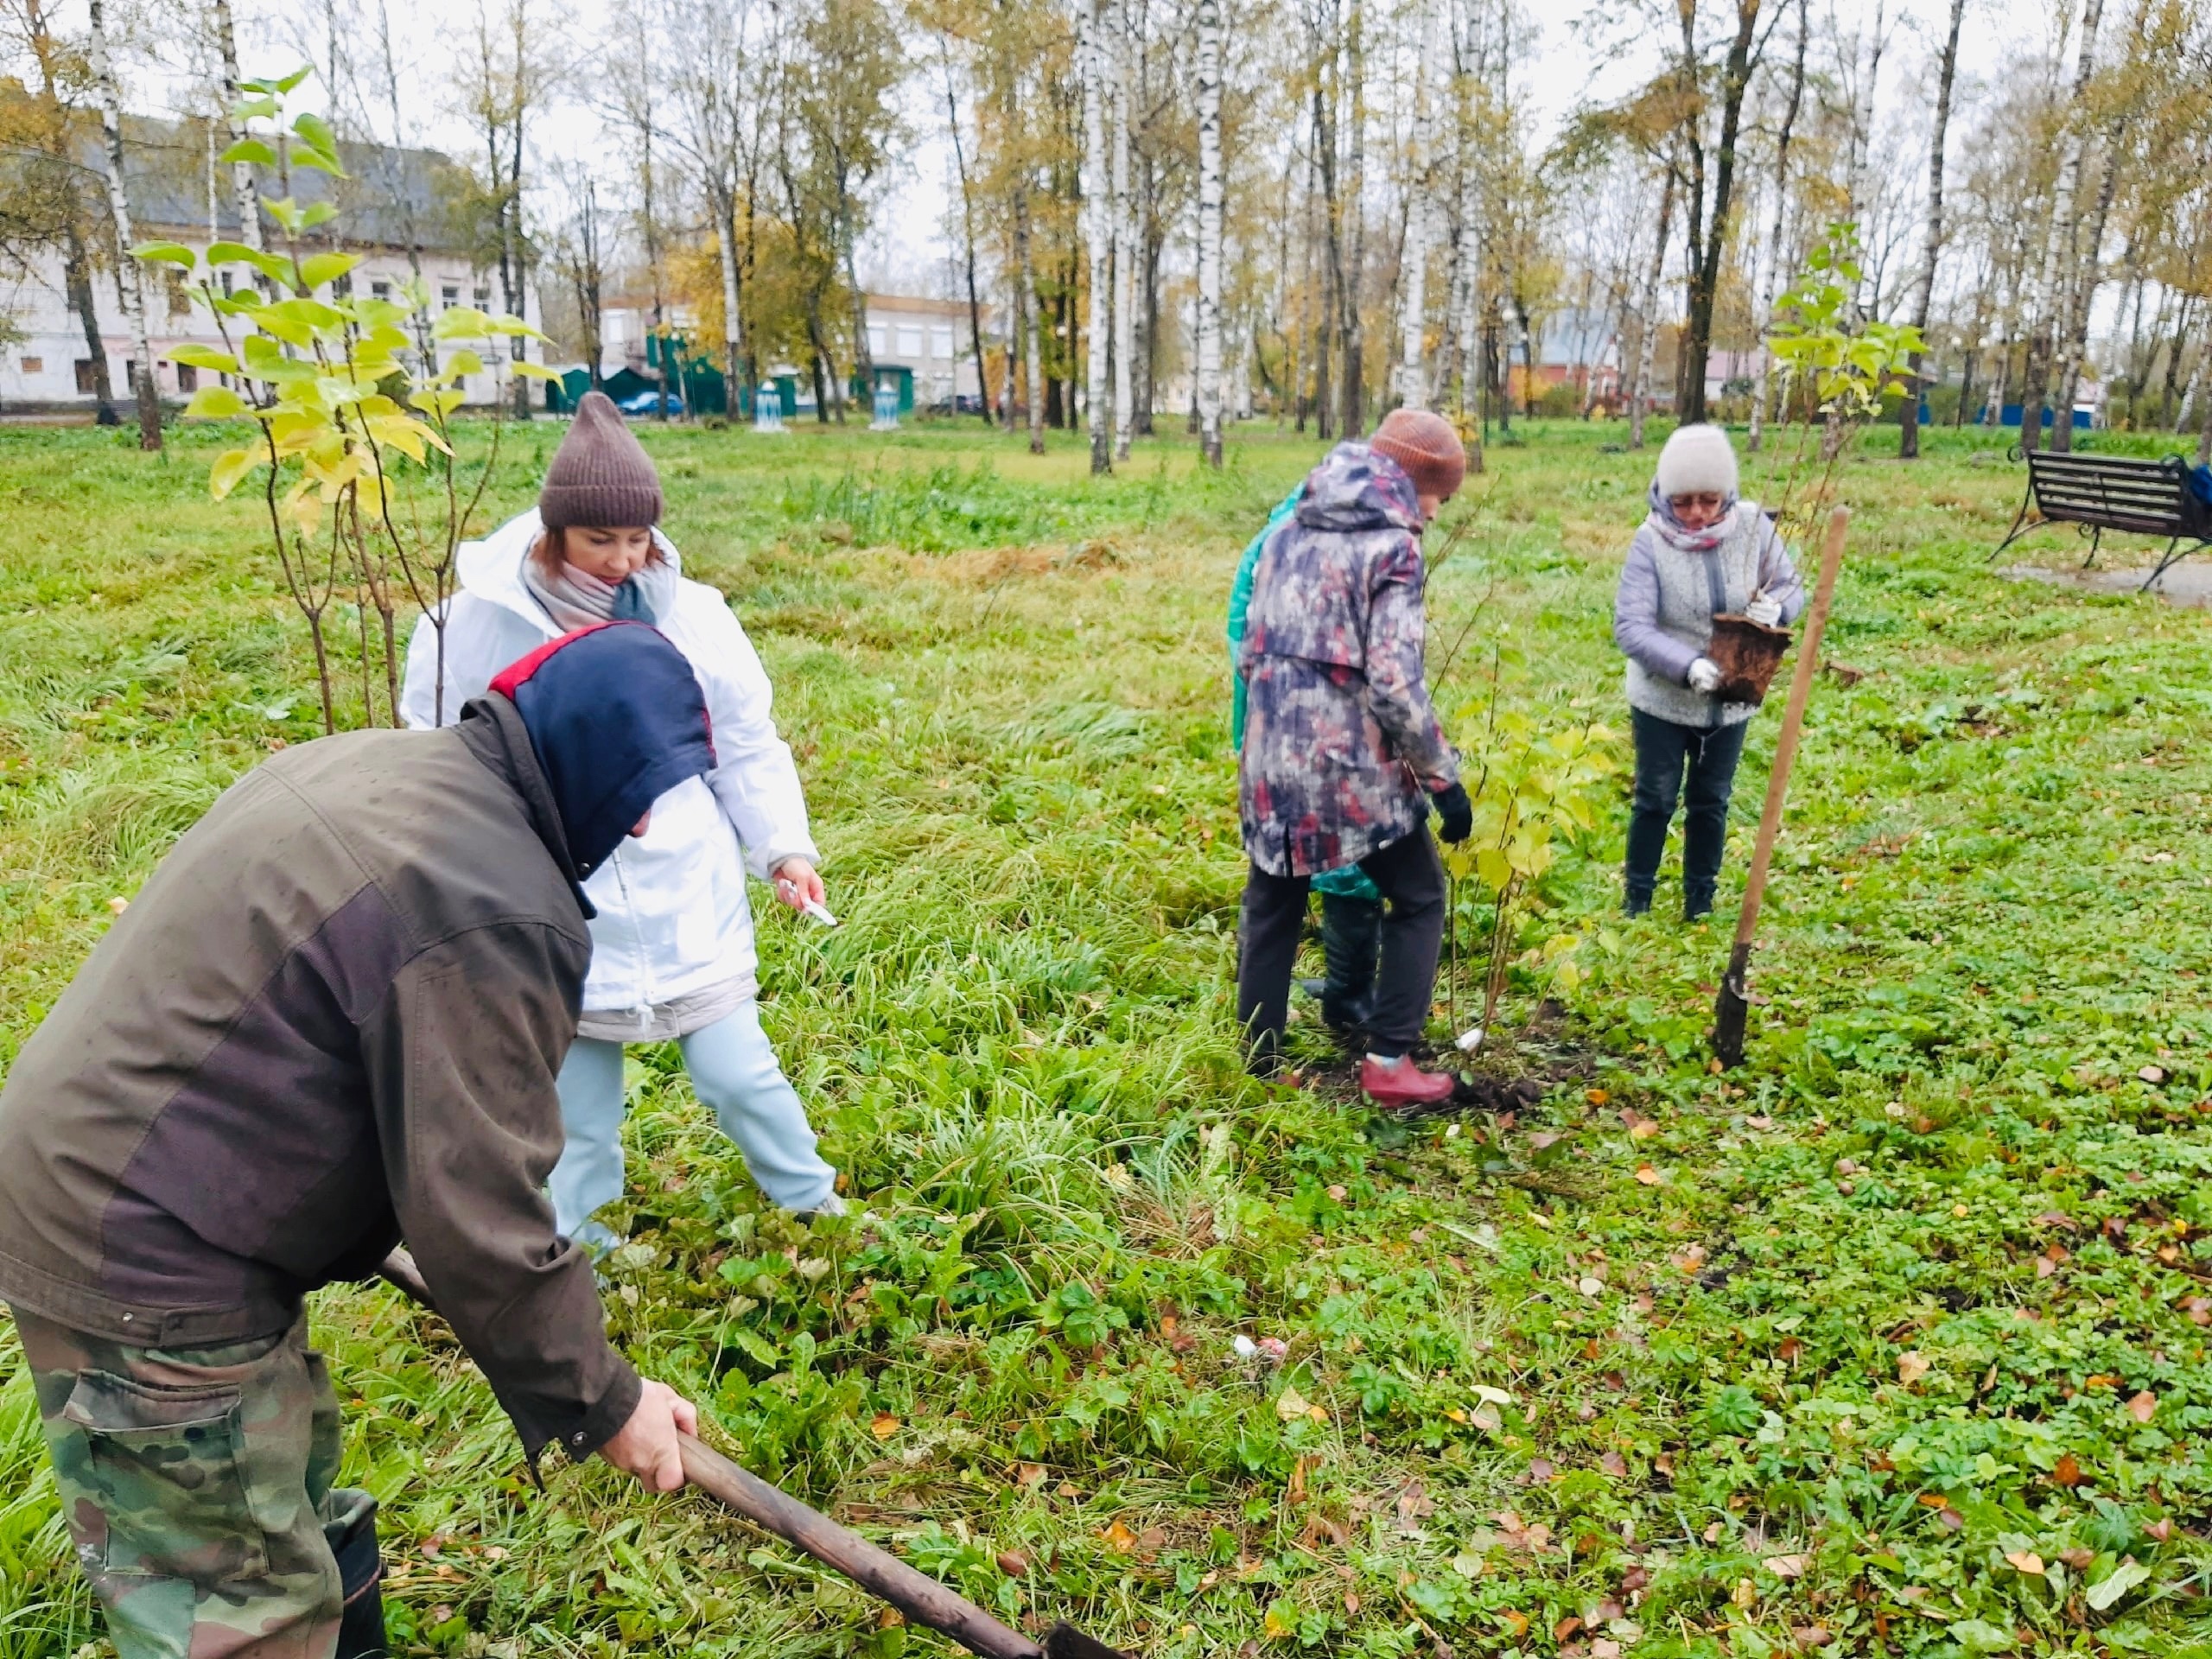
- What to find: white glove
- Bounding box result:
[1688,658,1723,694]
[1745,594,1783,626]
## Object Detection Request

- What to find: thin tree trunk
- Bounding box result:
[1082,0,1113,472]
[1630,153,1676,450]
[2054,111,2125,450]
[2024,0,2102,454]
[1681,0,1760,428]
[1016,182,1046,454]
[1109,0,1135,461]
[1899,0,1965,459]
[717,192,747,412]
[1395,0,1434,410]
[88,0,160,450]
[1195,0,1224,466]
[1339,0,1366,435]
[940,53,995,423]
[213,0,264,254]
[1748,0,1807,454]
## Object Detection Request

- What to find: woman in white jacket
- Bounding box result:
[401,392,840,1240]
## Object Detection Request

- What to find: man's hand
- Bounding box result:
[1430,782,1474,845]
[598,1380,699,1492]
[771,857,825,913]
[1688,658,1723,694]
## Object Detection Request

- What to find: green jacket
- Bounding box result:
[1227,482,1381,903]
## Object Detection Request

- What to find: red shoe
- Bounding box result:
[1359,1053,1458,1109]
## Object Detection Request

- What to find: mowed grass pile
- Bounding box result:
[3,416,2212,1658]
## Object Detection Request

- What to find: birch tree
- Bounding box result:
[2022,0,2102,453]
[1746,0,1805,453]
[87,0,159,449]
[1109,0,1135,461]
[1898,0,1967,459]
[1395,0,1435,410]
[1082,0,1112,471]
[1195,0,1224,463]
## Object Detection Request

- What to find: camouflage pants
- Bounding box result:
[11,1304,376,1659]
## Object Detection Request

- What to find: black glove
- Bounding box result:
[1430,781,1473,845]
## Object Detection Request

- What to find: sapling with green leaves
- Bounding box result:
[133,73,551,733]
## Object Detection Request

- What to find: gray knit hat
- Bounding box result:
[1655,423,1739,499]
[540,391,664,528]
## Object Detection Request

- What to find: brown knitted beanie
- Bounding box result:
[540,391,664,528]
[1369,408,1466,502]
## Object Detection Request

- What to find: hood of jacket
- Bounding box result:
[490,622,717,879]
[1293,442,1424,536]
[457,508,685,636]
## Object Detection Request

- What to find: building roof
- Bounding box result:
[89,107,469,255]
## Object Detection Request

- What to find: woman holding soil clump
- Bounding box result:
[1612,423,1804,920]
[401,392,842,1241]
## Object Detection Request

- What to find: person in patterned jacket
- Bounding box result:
[1236,408,1474,1109]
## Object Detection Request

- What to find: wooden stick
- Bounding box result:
[1712,505,1850,1068]
[375,1250,1099,1659]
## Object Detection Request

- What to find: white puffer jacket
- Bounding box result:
[398,509,817,1017]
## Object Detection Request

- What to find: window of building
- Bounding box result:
[18,356,40,374]
[125,360,140,391]
[474,285,491,306]
[219,270,234,296]
[75,359,97,393]
[371,280,391,299]
[931,327,955,359]
[442,285,460,307]
[896,326,924,357]
[176,364,198,393]
[868,325,888,356]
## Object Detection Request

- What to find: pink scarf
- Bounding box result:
[1645,480,1739,554]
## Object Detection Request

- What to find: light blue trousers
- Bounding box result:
[548,1001,837,1248]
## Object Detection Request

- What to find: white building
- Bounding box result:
[861,295,990,408]
[0,119,534,415]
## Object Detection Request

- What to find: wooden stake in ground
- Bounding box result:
[1712,505,1850,1068]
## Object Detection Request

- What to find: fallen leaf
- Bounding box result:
[2058,1547,2095,1570]
[996,1550,1031,1577]
[1778,1336,1803,1363]
[1300,1514,1349,1549]
[1599,1452,1628,1477]
[2127,1389,2158,1422]
[877,1607,906,1630]
[1014,1462,1046,1487]
[1500,1610,1530,1638]
[1592,1642,1622,1659]
[1554,1616,1583,1643]
[1731,1579,1758,1609]
[2147,1518,2174,1542]
[2035,1211,2077,1230]
[1100,1520,1137,1554]
[1635,1163,1662,1185]
[870,1413,901,1440]
[1587,1088,1610,1105]
[1578,1276,1605,1297]
[1938,1508,1965,1531]
[2140,1065,2168,1084]
[1746,1114,1774,1129]
[1473,1383,1515,1405]
[2005,1550,2044,1576]
[2085,1556,2150,1611]
[1394,1482,1434,1530]
[1275,1385,1313,1422]
[1764,1554,1808,1579]
[1136,1526,1168,1559]
[1629,1118,1660,1141]
[1529,1131,1563,1151]
[2053,1452,2082,1487]
[106,895,128,915]
[1325,1184,1348,1203]
[1527,1459,1555,1484]
[1897,1351,1930,1385]
[1621,1565,1650,1593]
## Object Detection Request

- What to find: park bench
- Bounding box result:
[1988,447,2212,590]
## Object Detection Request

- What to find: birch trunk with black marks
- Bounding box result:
[1899,0,1965,459]
[88,0,161,450]
[1082,0,1113,472]
[1195,0,1224,466]
[2023,0,2102,454]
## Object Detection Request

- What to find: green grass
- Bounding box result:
[4,413,2212,1657]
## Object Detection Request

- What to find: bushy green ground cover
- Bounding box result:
[3,416,2210,1658]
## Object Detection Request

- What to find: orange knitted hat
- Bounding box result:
[1368,408,1466,502]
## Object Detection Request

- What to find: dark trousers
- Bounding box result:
[1238,827,1447,1069]
[1624,707,1749,918]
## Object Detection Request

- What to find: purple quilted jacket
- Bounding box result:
[1237,442,1459,877]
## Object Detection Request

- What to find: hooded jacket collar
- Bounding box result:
[1294,442,1425,536]
[457,507,686,638]
[454,692,596,916]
